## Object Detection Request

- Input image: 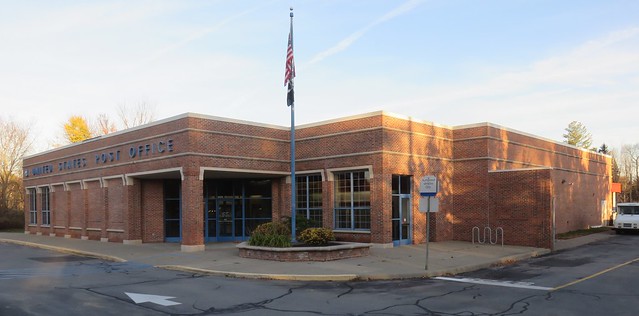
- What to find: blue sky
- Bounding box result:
[1,0,638,152]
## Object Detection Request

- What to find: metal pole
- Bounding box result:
[425,196,430,270]
[289,8,296,242]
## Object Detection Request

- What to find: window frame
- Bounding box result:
[295,174,323,227]
[333,170,371,231]
[41,186,51,226]
[28,188,37,225]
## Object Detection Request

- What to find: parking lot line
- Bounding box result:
[434,277,553,291]
[551,257,639,292]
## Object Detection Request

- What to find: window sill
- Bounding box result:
[333,230,371,234]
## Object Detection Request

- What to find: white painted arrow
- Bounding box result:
[125,292,181,306]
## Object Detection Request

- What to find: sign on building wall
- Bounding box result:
[24,139,175,178]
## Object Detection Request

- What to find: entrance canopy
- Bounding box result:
[199,167,289,180]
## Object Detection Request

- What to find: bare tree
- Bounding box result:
[620,144,639,202]
[0,118,33,211]
[117,101,157,129]
[94,113,117,136]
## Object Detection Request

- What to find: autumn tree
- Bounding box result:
[563,121,593,149]
[63,115,94,143]
[0,117,33,212]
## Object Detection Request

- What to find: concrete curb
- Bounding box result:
[157,265,360,281]
[0,238,127,263]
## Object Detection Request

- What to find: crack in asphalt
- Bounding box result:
[336,283,354,298]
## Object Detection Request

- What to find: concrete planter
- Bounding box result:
[237,241,371,262]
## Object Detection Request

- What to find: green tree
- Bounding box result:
[563,121,593,149]
[63,115,93,143]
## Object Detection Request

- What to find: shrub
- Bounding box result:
[281,216,320,236]
[0,210,24,231]
[248,222,291,247]
[298,227,335,246]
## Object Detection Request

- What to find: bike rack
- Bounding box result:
[472,226,504,246]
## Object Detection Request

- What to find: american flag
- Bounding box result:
[285,21,295,106]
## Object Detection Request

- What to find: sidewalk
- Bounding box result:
[0,231,614,281]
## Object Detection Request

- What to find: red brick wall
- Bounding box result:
[85,181,103,230]
[488,169,552,249]
[552,170,609,233]
[52,184,67,229]
[67,182,83,235]
[141,180,164,242]
[105,179,124,231]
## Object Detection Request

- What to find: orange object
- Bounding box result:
[611,183,622,193]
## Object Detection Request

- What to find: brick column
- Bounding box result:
[181,174,204,252]
[123,178,142,244]
[101,186,109,242]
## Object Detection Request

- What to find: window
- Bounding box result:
[334,171,370,230]
[28,188,37,225]
[392,175,412,195]
[244,180,273,236]
[296,174,323,227]
[164,180,181,240]
[41,186,50,226]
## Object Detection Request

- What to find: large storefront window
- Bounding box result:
[296,174,323,227]
[204,179,272,242]
[334,171,370,230]
[28,188,37,225]
[41,186,50,226]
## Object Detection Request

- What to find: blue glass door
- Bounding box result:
[205,197,216,242]
[217,199,235,241]
[392,195,412,246]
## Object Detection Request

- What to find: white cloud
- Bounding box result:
[389,26,639,109]
[308,0,425,65]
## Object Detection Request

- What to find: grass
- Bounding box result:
[556,227,610,240]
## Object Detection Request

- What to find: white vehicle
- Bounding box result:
[613,203,639,234]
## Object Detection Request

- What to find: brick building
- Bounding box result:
[23,111,612,251]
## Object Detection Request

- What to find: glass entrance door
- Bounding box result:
[392,175,412,246]
[203,179,273,242]
[205,198,216,242]
[392,195,412,246]
[217,199,235,241]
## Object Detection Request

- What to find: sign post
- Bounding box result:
[419,176,439,270]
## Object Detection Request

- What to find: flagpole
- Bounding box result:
[288,7,297,242]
